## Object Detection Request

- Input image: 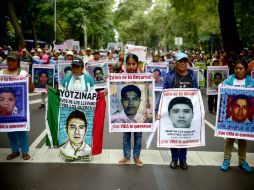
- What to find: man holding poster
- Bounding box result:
[62,58,94,91]
[220,60,254,173]
[156,52,199,170]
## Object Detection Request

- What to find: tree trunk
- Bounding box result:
[5,0,25,49]
[218,0,242,53]
[31,20,38,48]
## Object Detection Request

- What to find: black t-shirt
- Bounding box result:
[172,72,194,88]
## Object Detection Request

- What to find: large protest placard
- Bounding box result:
[124,45,147,73]
[58,89,97,160]
[215,85,254,141]
[73,41,80,51]
[106,60,117,73]
[57,61,72,88]
[157,89,205,148]
[145,63,168,91]
[188,67,199,86]
[20,62,30,73]
[32,64,55,92]
[0,76,30,132]
[54,44,67,51]
[108,73,155,132]
[86,61,108,89]
[207,66,228,95]
[65,39,74,50]
[194,62,206,87]
[107,42,116,50]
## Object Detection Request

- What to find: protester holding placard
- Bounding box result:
[62,58,94,91]
[113,51,124,73]
[220,60,254,173]
[117,53,144,167]
[156,52,198,170]
[0,51,31,160]
[207,58,221,114]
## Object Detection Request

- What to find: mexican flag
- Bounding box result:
[45,87,106,156]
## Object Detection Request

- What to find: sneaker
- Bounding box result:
[239,161,253,173]
[220,159,230,171]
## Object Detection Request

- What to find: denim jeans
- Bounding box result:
[123,132,142,158]
[7,131,29,153]
[171,148,187,161]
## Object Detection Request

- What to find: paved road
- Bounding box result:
[0,91,254,190]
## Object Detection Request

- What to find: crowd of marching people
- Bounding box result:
[0,44,254,173]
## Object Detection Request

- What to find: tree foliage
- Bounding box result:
[113,0,221,51]
[0,0,115,49]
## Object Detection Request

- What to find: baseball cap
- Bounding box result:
[212,58,219,64]
[71,58,84,66]
[66,50,73,56]
[7,51,19,60]
[37,48,42,53]
[175,52,189,61]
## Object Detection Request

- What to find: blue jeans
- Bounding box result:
[7,131,29,154]
[123,132,142,159]
[171,148,187,161]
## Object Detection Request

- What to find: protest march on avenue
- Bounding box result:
[1,44,254,174]
[1,1,254,189]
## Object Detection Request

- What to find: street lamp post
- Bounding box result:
[54,0,56,45]
[82,16,87,49]
[211,37,214,55]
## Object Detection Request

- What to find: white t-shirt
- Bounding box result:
[233,78,245,87]
[0,69,28,76]
[67,75,86,91]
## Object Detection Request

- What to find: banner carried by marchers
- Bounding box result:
[157,89,205,148]
[0,76,30,132]
[108,73,155,132]
[106,60,117,73]
[47,88,97,160]
[188,67,199,86]
[58,89,97,160]
[57,61,72,88]
[32,64,55,92]
[145,63,168,91]
[207,66,228,95]
[194,62,206,87]
[86,61,108,89]
[215,84,254,141]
